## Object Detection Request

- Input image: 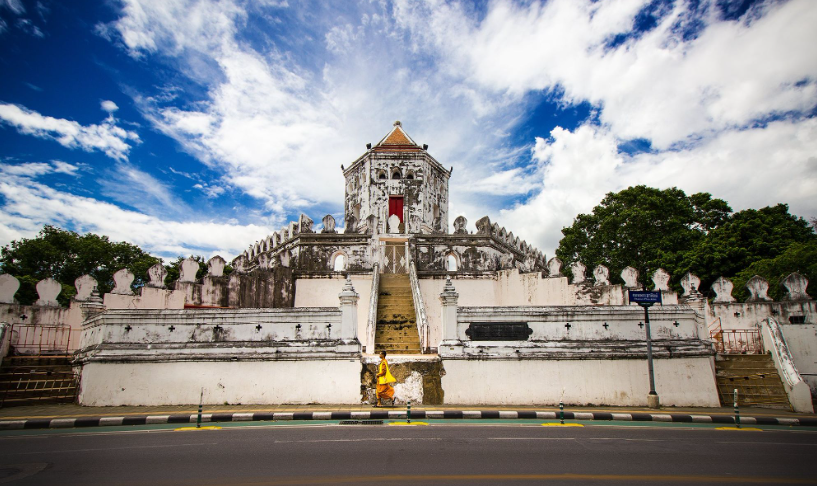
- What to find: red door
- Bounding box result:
[388,196,404,223]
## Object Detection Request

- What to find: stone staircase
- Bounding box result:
[0,355,78,407]
[375,274,421,354]
[715,354,790,410]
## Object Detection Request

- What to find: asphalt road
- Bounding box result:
[0,422,815,485]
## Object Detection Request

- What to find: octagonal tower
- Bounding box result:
[343,121,451,234]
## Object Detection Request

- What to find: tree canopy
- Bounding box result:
[556,186,815,298]
[0,225,160,306]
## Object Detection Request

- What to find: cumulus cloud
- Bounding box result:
[92,0,817,260]
[0,170,269,260]
[395,0,817,148]
[107,0,526,221]
[502,118,817,256]
[0,103,139,161]
[101,100,119,114]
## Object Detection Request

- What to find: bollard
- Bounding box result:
[407,400,411,424]
[559,400,564,425]
[733,388,740,429]
[196,388,203,429]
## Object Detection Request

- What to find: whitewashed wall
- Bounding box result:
[80,360,361,406]
[707,301,816,330]
[779,324,817,396]
[103,287,185,310]
[294,275,372,347]
[441,357,719,407]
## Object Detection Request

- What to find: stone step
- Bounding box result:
[718,354,775,360]
[0,396,77,407]
[376,329,421,336]
[375,344,422,353]
[375,271,419,353]
[716,360,778,369]
[714,353,791,409]
[377,314,415,320]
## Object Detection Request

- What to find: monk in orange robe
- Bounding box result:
[376,351,396,407]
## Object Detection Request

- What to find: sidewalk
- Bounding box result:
[1,402,816,429]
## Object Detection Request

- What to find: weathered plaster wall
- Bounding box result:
[0,302,83,328]
[0,302,84,355]
[419,277,496,350]
[440,357,719,406]
[80,360,362,406]
[104,287,185,310]
[707,301,816,330]
[779,324,817,395]
[294,275,373,345]
[345,151,450,235]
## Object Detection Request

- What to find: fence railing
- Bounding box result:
[409,262,429,353]
[366,264,380,354]
[6,324,80,355]
[713,329,762,354]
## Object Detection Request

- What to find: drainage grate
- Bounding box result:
[339,420,384,425]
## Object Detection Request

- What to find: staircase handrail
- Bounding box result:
[409,262,429,353]
[758,316,814,412]
[366,264,380,354]
[0,322,10,361]
[707,316,722,337]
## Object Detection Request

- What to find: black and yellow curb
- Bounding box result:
[1,410,816,430]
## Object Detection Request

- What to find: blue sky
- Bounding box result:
[1,0,816,262]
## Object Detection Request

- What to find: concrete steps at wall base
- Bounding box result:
[375,274,421,355]
[715,354,791,410]
[0,356,78,408]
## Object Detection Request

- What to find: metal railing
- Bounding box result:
[6,324,80,355]
[409,262,429,353]
[366,264,380,354]
[713,329,762,354]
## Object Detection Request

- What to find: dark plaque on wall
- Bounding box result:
[465,322,532,341]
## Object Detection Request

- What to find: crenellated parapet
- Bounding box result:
[415,215,548,275]
[236,213,373,276]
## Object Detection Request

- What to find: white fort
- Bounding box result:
[0,122,814,412]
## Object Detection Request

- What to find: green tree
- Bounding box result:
[681,204,815,291]
[0,225,160,306]
[730,240,817,301]
[555,186,731,288]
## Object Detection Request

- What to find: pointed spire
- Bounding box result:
[374,121,420,151]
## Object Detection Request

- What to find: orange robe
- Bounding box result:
[376,359,395,400]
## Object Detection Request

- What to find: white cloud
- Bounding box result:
[0,171,269,261]
[0,103,139,161]
[50,160,79,176]
[395,0,817,148]
[94,0,817,262]
[0,160,79,178]
[502,118,817,257]
[1,0,25,15]
[111,0,527,222]
[101,100,119,114]
[98,163,188,217]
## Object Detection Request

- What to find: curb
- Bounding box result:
[2,411,816,430]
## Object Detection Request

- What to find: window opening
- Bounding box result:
[333,254,346,272]
[447,254,458,272]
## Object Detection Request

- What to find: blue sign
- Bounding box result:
[628,290,662,305]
